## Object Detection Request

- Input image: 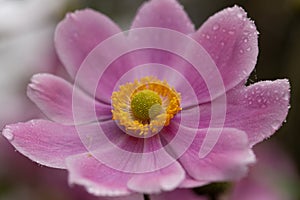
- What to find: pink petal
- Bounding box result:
[66,153,133,196]
[192,5,258,91]
[184,79,290,146]
[127,162,185,193]
[2,120,87,168]
[55,9,121,79]
[179,175,208,188]
[131,0,194,34]
[180,79,290,146]
[151,189,207,200]
[72,120,184,190]
[66,153,185,196]
[224,79,290,146]
[96,54,203,106]
[27,73,111,125]
[178,127,255,182]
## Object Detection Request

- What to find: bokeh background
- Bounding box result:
[0,0,299,199]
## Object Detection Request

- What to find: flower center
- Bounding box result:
[111,76,182,137]
[130,90,162,121]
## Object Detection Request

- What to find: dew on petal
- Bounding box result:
[249,24,256,29]
[3,129,14,141]
[246,47,252,52]
[228,30,235,35]
[212,24,220,31]
[237,13,243,19]
[257,98,262,103]
[271,121,281,130]
[283,93,289,101]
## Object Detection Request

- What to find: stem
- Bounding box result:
[144,194,150,200]
[209,194,217,200]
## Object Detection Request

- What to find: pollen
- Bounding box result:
[111,76,182,136]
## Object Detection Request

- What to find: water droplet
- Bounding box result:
[271,122,279,130]
[257,98,262,103]
[228,30,235,35]
[246,47,252,52]
[3,129,14,141]
[206,35,210,39]
[220,41,225,46]
[237,13,243,19]
[243,31,249,36]
[244,38,249,43]
[239,49,244,54]
[283,93,289,101]
[248,101,252,105]
[250,24,256,29]
[212,24,220,31]
[222,28,226,33]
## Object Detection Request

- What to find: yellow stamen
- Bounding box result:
[111,76,181,136]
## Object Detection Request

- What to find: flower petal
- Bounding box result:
[223,79,290,146]
[179,175,208,189]
[183,79,290,146]
[192,5,258,91]
[66,152,185,196]
[55,9,121,79]
[27,73,111,125]
[151,189,207,200]
[127,162,185,194]
[177,127,255,182]
[66,153,133,196]
[2,120,86,168]
[131,0,194,34]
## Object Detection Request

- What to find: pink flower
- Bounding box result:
[2,0,290,197]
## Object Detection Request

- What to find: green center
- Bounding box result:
[131,90,162,121]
